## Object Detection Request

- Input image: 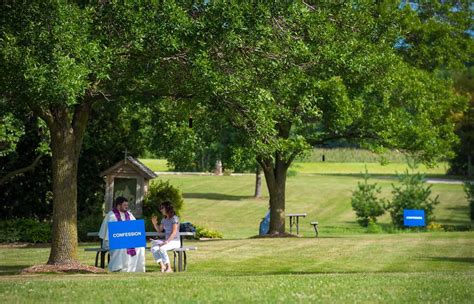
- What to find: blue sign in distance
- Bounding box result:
[108,219,146,250]
[403,209,426,227]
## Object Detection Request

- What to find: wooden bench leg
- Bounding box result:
[173,250,192,272]
[296,216,300,235]
[100,251,106,269]
[95,252,100,268]
[178,251,183,272]
[173,251,177,271]
[184,251,187,271]
[312,224,319,237]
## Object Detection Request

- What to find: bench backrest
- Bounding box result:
[87,232,195,237]
[87,231,195,248]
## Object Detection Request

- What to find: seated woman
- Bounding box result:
[150,201,180,272]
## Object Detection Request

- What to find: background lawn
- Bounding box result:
[139,157,450,176]
[1,159,472,303]
[289,162,449,175]
[158,174,468,238]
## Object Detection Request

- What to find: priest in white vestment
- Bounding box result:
[99,196,146,272]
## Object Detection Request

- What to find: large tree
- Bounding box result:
[1,2,191,265]
[192,1,467,234]
[396,1,474,176]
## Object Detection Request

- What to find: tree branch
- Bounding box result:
[303,1,316,11]
[0,154,43,185]
[32,105,54,128]
[285,151,299,169]
[140,90,194,99]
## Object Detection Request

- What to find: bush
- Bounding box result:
[366,220,383,233]
[143,179,184,230]
[0,219,51,243]
[194,225,223,239]
[223,169,233,176]
[464,182,474,221]
[351,170,385,227]
[386,170,440,228]
[77,213,104,242]
[427,222,444,232]
[0,220,21,243]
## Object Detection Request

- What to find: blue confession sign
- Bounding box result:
[403,209,426,227]
[108,219,146,250]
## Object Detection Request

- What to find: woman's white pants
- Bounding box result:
[150,240,180,265]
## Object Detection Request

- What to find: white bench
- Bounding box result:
[286,213,307,234]
[310,221,319,237]
[85,232,196,271]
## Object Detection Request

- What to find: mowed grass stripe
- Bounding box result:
[290,162,448,175]
[139,159,450,176]
[160,174,469,239]
[2,233,472,276]
[1,272,472,303]
[1,234,472,302]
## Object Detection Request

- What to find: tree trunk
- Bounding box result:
[254,165,262,198]
[47,125,79,264]
[259,155,288,234]
[39,105,90,265]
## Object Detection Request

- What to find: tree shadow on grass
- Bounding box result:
[420,257,474,264]
[436,205,470,226]
[444,205,469,212]
[219,270,374,277]
[434,218,471,228]
[183,193,254,201]
[0,265,30,276]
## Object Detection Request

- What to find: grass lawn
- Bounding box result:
[290,162,449,175]
[1,163,472,303]
[1,232,473,303]
[158,174,469,238]
[139,158,450,176]
[140,158,170,172]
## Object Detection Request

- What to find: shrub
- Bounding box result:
[351,170,385,227]
[427,222,444,232]
[0,219,51,243]
[464,182,474,221]
[194,225,223,239]
[222,169,233,176]
[77,213,104,241]
[366,220,383,233]
[22,219,51,243]
[386,170,439,228]
[0,220,21,243]
[143,179,184,230]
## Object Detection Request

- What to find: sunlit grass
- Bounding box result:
[139,158,170,172]
[1,157,470,303]
[0,233,473,303]
[154,174,468,239]
[139,158,449,176]
[290,162,449,175]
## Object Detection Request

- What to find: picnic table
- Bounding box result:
[85,231,196,271]
[286,213,307,235]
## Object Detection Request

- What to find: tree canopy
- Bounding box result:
[0,1,192,264]
[190,1,469,233]
[0,1,471,264]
